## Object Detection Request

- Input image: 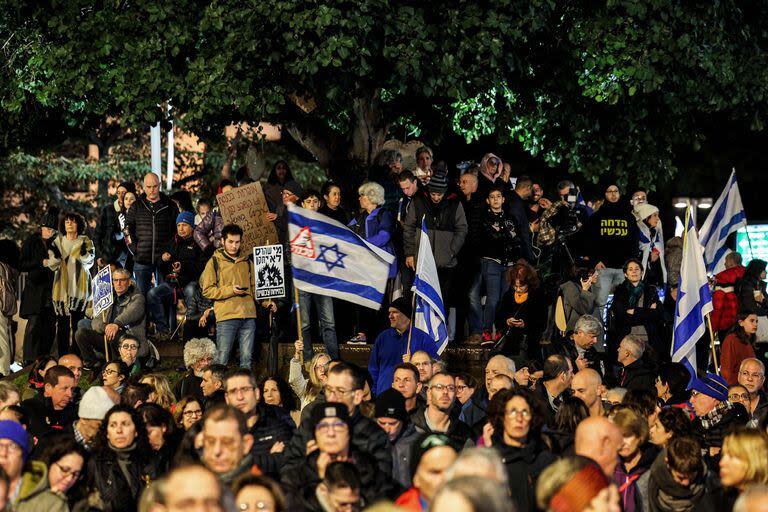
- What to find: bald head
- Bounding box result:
[143,172,161,202]
[575,416,622,477]
[485,355,516,393]
[571,369,604,415]
[58,354,83,384]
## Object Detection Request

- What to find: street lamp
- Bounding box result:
[672,196,714,224]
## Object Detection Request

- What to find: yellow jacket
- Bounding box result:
[200,248,257,321]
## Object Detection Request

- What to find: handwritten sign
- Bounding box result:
[217,182,278,255]
[253,245,285,299]
[91,266,113,317]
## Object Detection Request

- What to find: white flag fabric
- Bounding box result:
[412,219,449,354]
[699,170,747,274]
[672,207,714,375]
[288,204,394,310]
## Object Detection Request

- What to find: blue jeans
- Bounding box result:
[299,290,339,360]
[468,259,510,334]
[216,318,256,368]
[133,262,164,298]
[147,282,198,333]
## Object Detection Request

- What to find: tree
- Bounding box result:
[3,1,768,189]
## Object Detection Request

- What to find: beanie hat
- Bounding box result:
[389,296,412,319]
[79,386,116,420]
[0,420,29,462]
[176,211,196,227]
[283,180,304,198]
[310,402,350,434]
[548,462,611,512]
[689,372,729,402]
[634,202,659,222]
[375,388,408,422]
[427,172,449,194]
[119,181,137,195]
[40,207,59,230]
[409,433,458,478]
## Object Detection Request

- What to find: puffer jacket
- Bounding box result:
[94,200,125,264]
[125,193,178,265]
[249,404,297,477]
[479,207,523,265]
[403,194,467,268]
[91,282,148,356]
[14,460,69,512]
[199,248,257,321]
[493,434,557,512]
[193,208,224,254]
[711,265,746,332]
[83,446,154,512]
[159,234,204,287]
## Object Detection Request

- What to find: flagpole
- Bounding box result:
[292,268,303,366]
[406,291,416,358]
[706,315,720,375]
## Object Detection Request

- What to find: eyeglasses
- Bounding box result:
[54,462,82,480]
[0,441,21,454]
[315,421,348,433]
[456,385,468,392]
[739,370,764,379]
[203,436,238,450]
[113,278,130,283]
[325,387,355,397]
[120,344,138,351]
[238,502,273,511]
[183,408,203,417]
[729,393,750,402]
[413,361,431,368]
[506,409,531,419]
[226,386,255,396]
[430,384,455,393]
[102,368,117,376]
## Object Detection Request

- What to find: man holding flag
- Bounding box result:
[672,206,714,376]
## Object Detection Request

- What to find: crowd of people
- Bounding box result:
[0,149,766,511]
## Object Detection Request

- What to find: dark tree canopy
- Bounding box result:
[3,0,768,188]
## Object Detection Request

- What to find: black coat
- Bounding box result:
[249,404,297,476]
[160,234,204,287]
[504,192,533,262]
[94,202,125,264]
[84,446,155,512]
[495,287,548,360]
[608,281,663,355]
[18,233,54,317]
[410,406,473,446]
[20,394,78,440]
[617,359,657,392]
[173,373,203,401]
[493,435,557,512]
[546,336,603,379]
[125,193,179,265]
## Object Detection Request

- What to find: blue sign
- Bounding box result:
[91,266,113,317]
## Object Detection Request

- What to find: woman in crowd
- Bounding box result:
[259,375,299,424]
[22,356,56,401]
[655,362,691,406]
[608,258,663,361]
[172,396,203,431]
[718,428,768,508]
[264,160,294,209]
[117,336,142,377]
[613,407,656,512]
[546,396,589,455]
[139,403,179,475]
[721,311,758,385]
[84,405,155,512]
[649,407,692,448]
[555,262,598,337]
[431,475,514,512]
[318,181,348,225]
[47,211,95,357]
[635,203,666,289]
[233,474,287,512]
[494,261,547,360]
[729,384,752,411]
[140,374,176,410]
[737,259,768,317]
[489,388,556,512]
[15,435,87,511]
[455,373,484,427]
[289,341,329,411]
[101,361,129,394]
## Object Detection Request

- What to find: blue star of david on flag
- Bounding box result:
[315,243,347,271]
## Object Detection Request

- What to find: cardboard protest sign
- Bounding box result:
[253,244,285,299]
[91,266,113,317]
[217,182,278,255]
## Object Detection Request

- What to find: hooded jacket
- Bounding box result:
[14,461,69,512]
[199,248,257,321]
[125,192,179,265]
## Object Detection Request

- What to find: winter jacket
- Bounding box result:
[349,207,398,278]
[369,327,437,396]
[21,394,78,441]
[125,193,179,265]
[91,282,148,356]
[608,281,663,356]
[193,208,224,254]
[721,333,756,385]
[19,233,55,318]
[617,359,657,393]
[558,280,597,332]
[493,435,557,512]
[640,448,717,512]
[494,287,548,360]
[584,201,639,269]
[712,265,746,332]
[172,372,202,401]
[199,248,257,322]
[547,336,603,379]
[403,195,467,268]
[283,409,393,476]
[737,272,768,316]
[410,406,473,447]
[391,422,421,490]
[13,460,69,512]
[479,208,523,265]
[94,200,125,264]
[459,194,485,261]
[249,404,297,477]
[47,234,95,315]
[504,192,533,262]
[159,234,204,288]
[83,444,154,512]
[613,445,658,512]
[692,401,748,459]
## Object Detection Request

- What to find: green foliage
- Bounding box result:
[3,1,768,188]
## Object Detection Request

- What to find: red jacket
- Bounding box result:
[395,487,425,512]
[712,266,745,332]
[721,332,756,386]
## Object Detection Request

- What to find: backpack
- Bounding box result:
[0,263,17,318]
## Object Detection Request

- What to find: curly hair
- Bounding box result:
[358,182,386,207]
[92,404,152,456]
[489,387,546,442]
[506,260,540,290]
[259,375,298,412]
[58,211,86,235]
[183,338,216,369]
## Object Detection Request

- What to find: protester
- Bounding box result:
[259,375,298,414]
[0,420,31,508]
[139,374,175,410]
[737,259,768,317]
[612,406,656,512]
[616,335,656,392]
[95,181,134,269]
[655,362,692,406]
[21,356,56,401]
[21,365,77,439]
[547,395,589,455]
[395,433,458,511]
[574,416,623,477]
[719,428,768,508]
[199,404,257,486]
[556,263,598,335]
[534,355,573,426]
[649,407,692,448]
[200,364,227,410]
[0,383,20,411]
[537,456,620,512]
[139,402,178,474]
[172,396,203,431]
[431,475,513,512]
[392,363,423,415]
[411,373,471,446]
[173,337,215,400]
[233,473,287,512]
[737,358,768,426]
[152,464,226,512]
[493,260,547,358]
[318,181,348,225]
[551,314,603,375]
[289,342,329,412]
[689,373,748,460]
[193,180,234,255]
[712,252,746,337]
[722,311,759,385]
[101,360,128,394]
[571,369,606,417]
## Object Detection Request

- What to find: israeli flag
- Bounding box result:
[288,204,395,310]
[412,219,449,354]
[699,170,747,274]
[672,207,714,375]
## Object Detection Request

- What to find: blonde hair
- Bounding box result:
[141,374,176,410]
[723,428,768,487]
[305,352,330,402]
[612,407,649,445]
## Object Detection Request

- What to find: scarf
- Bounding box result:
[638,220,667,283]
[625,280,645,308]
[50,234,95,315]
[699,400,735,430]
[110,441,139,496]
[647,449,705,512]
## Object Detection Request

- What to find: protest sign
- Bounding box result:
[253,244,285,299]
[218,182,278,255]
[91,266,113,317]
